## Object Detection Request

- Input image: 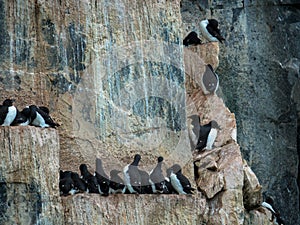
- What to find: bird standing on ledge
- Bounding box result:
[199,19,225,43]
[0,99,17,126]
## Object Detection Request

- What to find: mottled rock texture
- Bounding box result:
[0,0,290,224]
[62,194,208,225]
[0,126,63,225]
[181,0,300,224]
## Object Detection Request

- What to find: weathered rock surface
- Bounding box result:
[62,194,208,225]
[0,0,287,224]
[181,1,300,224]
[0,126,63,225]
[243,160,263,210]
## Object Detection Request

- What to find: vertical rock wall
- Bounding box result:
[181,1,300,224]
[0,127,63,225]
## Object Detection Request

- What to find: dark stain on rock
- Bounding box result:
[0,181,8,222]
[0,180,42,224]
[132,96,182,132]
[232,7,243,25]
[42,19,56,45]
[0,71,22,91]
[49,73,77,94]
[0,0,8,64]
[41,19,66,70]
[67,23,86,71]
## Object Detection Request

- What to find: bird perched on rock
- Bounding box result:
[95,158,110,196]
[199,19,225,43]
[71,172,89,194]
[11,106,31,126]
[167,164,195,194]
[262,197,285,225]
[79,164,99,194]
[123,154,142,194]
[188,115,220,151]
[60,170,88,195]
[59,170,76,196]
[195,119,220,151]
[109,169,126,194]
[149,156,168,194]
[0,99,17,126]
[200,64,219,95]
[29,105,59,128]
[183,31,202,46]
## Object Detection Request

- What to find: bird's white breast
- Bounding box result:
[170,173,186,194]
[32,112,49,128]
[199,20,219,42]
[206,128,218,150]
[2,106,17,126]
[261,202,276,214]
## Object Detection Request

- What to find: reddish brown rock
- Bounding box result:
[62,194,208,225]
[243,160,263,210]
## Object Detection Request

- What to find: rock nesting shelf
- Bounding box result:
[0,126,276,225]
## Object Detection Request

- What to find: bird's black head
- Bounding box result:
[208,19,219,28]
[265,196,274,205]
[79,164,88,172]
[2,99,15,106]
[158,156,164,163]
[207,64,214,71]
[133,154,141,164]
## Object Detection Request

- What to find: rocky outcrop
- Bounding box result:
[181,1,300,224]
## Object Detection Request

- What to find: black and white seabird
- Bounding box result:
[123,154,142,194]
[167,164,195,194]
[71,172,89,193]
[0,99,17,126]
[79,164,99,194]
[59,170,76,196]
[149,156,168,194]
[199,19,225,43]
[11,106,31,126]
[60,170,88,194]
[109,169,126,194]
[183,31,202,46]
[94,158,110,196]
[262,197,285,225]
[29,105,59,128]
[201,64,219,95]
[196,120,220,151]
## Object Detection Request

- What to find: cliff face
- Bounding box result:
[181,1,300,224]
[0,0,296,224]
